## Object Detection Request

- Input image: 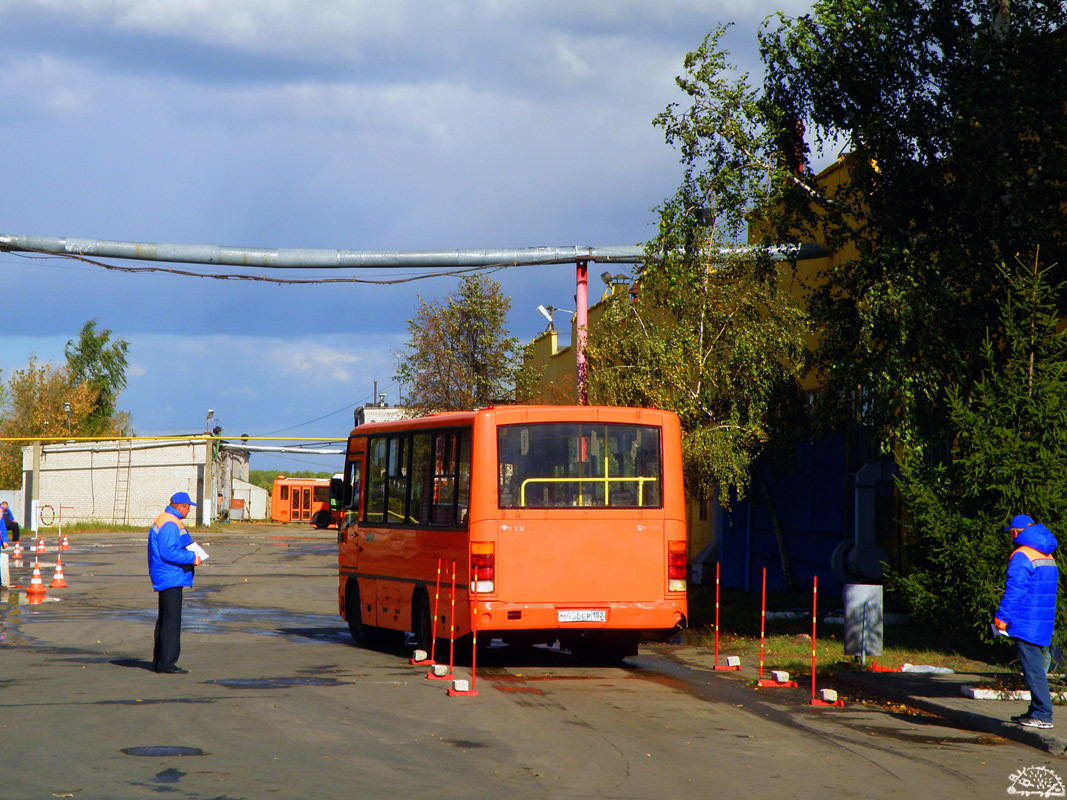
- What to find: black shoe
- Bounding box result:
[156,666,189,674]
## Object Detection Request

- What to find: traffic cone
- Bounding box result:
[12,541,22,560]
[49,557,67,589]
[35,538,46,555]
[60,535,70,551]
[25,563,47,597]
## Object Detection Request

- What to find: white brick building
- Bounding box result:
[20,437,263,528]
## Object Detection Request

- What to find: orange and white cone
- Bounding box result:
[25,563,47,596]
[49,558,67,589]
[60,535,70,551]
[12,541,22,560]
[35,538,46,555]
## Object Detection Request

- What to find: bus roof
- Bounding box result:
[345,405,678,439]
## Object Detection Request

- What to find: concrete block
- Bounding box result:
[412,649,428,663]
[771,670,790,683]
[431,664,450,677]
[452,679,470,692]
[725,656,741,667]
[820,688,838,703]
[961,686,1030,701]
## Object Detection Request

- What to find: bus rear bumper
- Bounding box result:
[469,600,686,639]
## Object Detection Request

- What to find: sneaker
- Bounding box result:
[1017,716,1054,729]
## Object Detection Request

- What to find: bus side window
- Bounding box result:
[456,432,472,526]
[365,437,388,522]
[430,433,457,525]
[344,460,361,510]
[409,433,432,524]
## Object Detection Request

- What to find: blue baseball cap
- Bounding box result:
[170,491,197,506]
[1004,514,1034,532]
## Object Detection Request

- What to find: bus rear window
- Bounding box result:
[498,423,662,509]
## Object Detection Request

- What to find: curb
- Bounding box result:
[834,671,1067,757]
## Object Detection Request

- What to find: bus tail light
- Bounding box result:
[667,541,686,592]
[471,542,495,593]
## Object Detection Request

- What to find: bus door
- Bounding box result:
[339,444,367,620]
[289,486,312,522]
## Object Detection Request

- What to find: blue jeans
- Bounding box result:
[1017,639,1054,723]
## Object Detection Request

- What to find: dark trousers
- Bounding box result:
[1017,639,1054,722]
[8,522,18,542]
[153,586,183,672]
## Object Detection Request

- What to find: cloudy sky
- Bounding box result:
[0,0,813,474]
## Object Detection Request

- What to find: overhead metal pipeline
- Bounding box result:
[0,233,829,268]
[0,231,831,407]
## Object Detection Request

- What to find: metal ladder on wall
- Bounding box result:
[112,443,132,525]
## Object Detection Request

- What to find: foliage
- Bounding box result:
[0,359,100,487]
[64,319,130,436]
[395,275,521,411]
[759,0,1067,451]
[0,320,132,489]
[893,255,1067,647]
[586,27,810,504]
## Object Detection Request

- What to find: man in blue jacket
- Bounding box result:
[147,492,201,674]
[995,514,1059,729]
[0,501,19,543]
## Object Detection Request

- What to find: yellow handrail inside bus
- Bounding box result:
[518,475,658,507]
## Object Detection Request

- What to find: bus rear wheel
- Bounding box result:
[412,591,433,653]
[345,581,368,647]
[312,510,331,529]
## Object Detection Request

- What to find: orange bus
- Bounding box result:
[336,405,687,662]
[271,475,342,528]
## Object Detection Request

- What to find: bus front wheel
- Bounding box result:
[313,510,331,529]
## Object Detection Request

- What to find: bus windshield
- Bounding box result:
[498,422,662,509]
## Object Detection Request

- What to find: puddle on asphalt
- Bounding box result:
[98,698,217,705]
[442,739,489,749]
[206,676,349,689]
[121,746,205,757]
[151,768,185,784]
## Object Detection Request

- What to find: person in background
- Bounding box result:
[147,492,201,674]
[0,501,20,543]
[995,513,1059,729]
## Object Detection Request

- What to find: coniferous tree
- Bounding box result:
[895,254,1067,646]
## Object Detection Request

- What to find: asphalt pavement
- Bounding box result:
[659,642,1067,757]
[835,667,1067,757]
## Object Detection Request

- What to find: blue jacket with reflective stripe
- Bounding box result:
[147,506,196,591]
[996,523,1059,647]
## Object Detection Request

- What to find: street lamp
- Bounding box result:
[536,304,574,332]
[63,402,72,437]
[599,271,629,300]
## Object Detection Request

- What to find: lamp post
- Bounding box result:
[575,260,589,405]
[63,402,72,437]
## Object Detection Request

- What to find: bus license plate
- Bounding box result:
[557,609,606,623]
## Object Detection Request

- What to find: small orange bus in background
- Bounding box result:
[271,475,342,528]
[337,405,687,662]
